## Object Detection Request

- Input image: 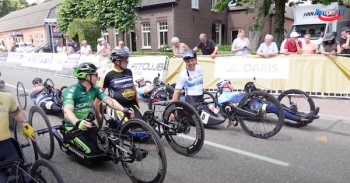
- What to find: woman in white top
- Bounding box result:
[171,37,190,57]
[56,41,66,54]
[231,29,251,55]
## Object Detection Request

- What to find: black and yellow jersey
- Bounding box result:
[98,68,136,106]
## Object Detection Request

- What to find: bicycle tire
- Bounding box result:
[148,85,174,110]
[30,159,65,183]
[29,106,55,160]
[277,89,316,128]
[203,91,218,108]
[59,86,67,98]
[14,120,39,163]
[16,81,27,110]
[44,78,55,87]
[119,118,167,183]
[238,91,284,139]
[163,100,205,156]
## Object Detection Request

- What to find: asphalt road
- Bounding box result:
[2,67,350,183]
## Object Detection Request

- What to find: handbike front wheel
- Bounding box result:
[30,159,65,183]
[148,85,174,110]
[29,106,55,160]
[119,119,167,183]
[238,91,284,139]
[14,120,38,164]
[163,100,205,156]
[16,81,27,110]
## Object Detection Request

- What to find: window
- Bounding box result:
[29,35,34,44]
[215,24,222,45]
[102,30,108,43]
[192,0,198,9]
[114,29,119,48]
[141,23,151,48]
[158,22,168,47]
[40,35,44,44]
[212,0,218,10]
[35,35,39,46]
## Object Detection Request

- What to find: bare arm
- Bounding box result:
[133,84,139,106]
[296,43,303,54]
[193,47,199,52]
[12,108,28,126]
[320,45,329,55]
[213,45,218,54]
[31,86,44,95]
[63,104,79,125]
[340,36,350,49]
[231,40,243,52]
[247,39,251,50]
[102,96,125,111]
[172,91,180,101]
[336,44,342,54]
[172,45,182,57]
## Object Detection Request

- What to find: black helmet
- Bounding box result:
[244,82,257,93]
[73,62,98,79]
[183,50,197,61]
[32,77,42,85]
[110,49,129,63]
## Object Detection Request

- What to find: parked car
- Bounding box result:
[31,43,53,53]
[0,44,5,51]
[16,42,34,53]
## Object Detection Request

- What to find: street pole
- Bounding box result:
[50,24,54,53]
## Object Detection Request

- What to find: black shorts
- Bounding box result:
[0,139,20,182]
[185,95,204,108]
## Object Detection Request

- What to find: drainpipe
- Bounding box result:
[172,3,175,38]
[270,13,273,34]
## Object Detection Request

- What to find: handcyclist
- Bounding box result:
[216,79,319,122]
[135,77,155,99]
[62,62,134,155]
[0,92,35,182]
[28,77,61,113]
[96,50,143,120]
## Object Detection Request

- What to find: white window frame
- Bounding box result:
[192,0,199,9]
[129,30,134,51]
[157,22,168,48]
[35,35,39,46]
[40,35,44,44]
[215,24,222,45]
[141,23,151,49]
[114,29,119,48]
[212,0,218,11]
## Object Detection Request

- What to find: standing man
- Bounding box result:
[70,37,79,53]
[54,40,59,53]
[284,32,303,55]
[77,40,92,56]
[114,41,131,55]
[256,34,279,57]
[338,27,350,57]
[10,43,16,52]
[302,33,316,54]
[193,33,218,58]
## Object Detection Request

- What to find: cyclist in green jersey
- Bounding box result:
[62,62,134,155]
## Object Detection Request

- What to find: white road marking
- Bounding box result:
[179,134,290,167]
[5,83,29,91]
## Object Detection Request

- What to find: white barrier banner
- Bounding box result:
[214,57,290,79]
[23,53,53,69]
[50,54,68,71]
[127,56,167,83]
[62,54,80,72]
[7,52,30,63]
[77,55,99,65]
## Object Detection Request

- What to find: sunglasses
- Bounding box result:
[34,81,42,84]
[90,73,98,77]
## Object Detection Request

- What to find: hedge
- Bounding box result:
[67,19,101,52]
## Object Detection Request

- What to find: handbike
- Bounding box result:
[0,138,64,183]
[16,78,67,111]
[23,102,167,183]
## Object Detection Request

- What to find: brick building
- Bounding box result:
[0,0,62,51]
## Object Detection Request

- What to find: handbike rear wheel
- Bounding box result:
[163,100,205,156]
[203,91,218,108]
[16,81,27,110]
[238,91,284,139]
[29,106,55,160]
[277,89,316,128]
[119,119,167,183]
[30,159,65,183]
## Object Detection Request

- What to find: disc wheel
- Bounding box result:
[16,81,27,110]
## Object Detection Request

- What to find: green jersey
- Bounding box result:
[63,82,107,127]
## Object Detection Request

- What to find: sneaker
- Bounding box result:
[301,111,315,122]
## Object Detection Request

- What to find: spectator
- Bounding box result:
[231,29,251,55]
[54,40,59,53]
[56,40,66,54]
[193,33,218,58]
[70,37,79,53]
[284,32,303,55]
[256,34,278,57]
[171,37,190,57]
[77,40,92,56]
[10,43,16,52]
[302,34,316,54]
[66,44,74,55]
[100,40,111,57]
[338,27,350,56]
[320,33,341,56]
[114,41,131,55]
[97,38,103,53]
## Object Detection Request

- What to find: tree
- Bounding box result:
[0,0,29,18]
[67,19,101,52]
[56,0,141,40]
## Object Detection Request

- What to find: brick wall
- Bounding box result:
[174,0,227,48]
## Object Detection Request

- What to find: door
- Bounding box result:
[231,30,238,43]
[130,32,136,51]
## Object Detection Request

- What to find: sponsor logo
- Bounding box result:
[66,93,73,99]
[130,63,164,71]
[303,8,344,21]
[68,146,85,159]
[150,86,166,99]
[0,108,8,113]
[122,89,135,100]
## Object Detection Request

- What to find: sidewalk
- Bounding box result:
[313,97,350,119]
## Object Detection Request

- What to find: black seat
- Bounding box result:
[153,100,173,106]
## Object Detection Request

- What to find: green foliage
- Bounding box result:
[56,0,141,34]
[0,0,28,18]
[67,19,101,52]
[158,44,173,52]
[218,44,232,51]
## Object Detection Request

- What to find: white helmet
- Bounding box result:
[216,79,231,89]
[135,77,144,84]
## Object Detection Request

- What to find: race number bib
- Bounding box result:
[200,111,210,125]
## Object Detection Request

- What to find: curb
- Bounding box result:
[318,113,350,122]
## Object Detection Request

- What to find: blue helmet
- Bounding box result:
[183,50,197,61]
[32,77,42,85]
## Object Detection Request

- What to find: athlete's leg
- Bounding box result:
[65,127,100,155]
[39,98,61,113]
[0,139,20,182]
[131,104,143,120]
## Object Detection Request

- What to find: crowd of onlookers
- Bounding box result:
[171,26,350,58]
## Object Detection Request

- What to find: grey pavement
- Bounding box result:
[1,67,350,183]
